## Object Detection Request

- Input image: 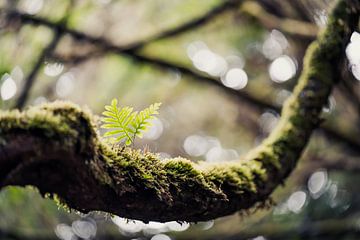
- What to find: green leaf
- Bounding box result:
[101,99,161,146]
[103,129,124,137]
[101,117,118,123]
[111,98,118,107]
[115,134,127,142]
[130,102,161,139]
[125,138,132,146]
[101,123,119,129]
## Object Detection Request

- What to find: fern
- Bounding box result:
[101,98,161,145]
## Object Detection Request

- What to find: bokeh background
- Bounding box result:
[0,0,360,239]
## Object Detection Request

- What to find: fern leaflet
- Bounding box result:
[101,99,161,145]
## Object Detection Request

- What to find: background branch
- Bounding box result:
[11,1,75,109]
[14,30,62,109]
[0,0,358,223]
[5,8,360,154]
[240,1,318,40]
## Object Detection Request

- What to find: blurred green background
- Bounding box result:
[0,0,360,239]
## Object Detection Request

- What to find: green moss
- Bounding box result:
[0,0,357,219]
[100,147,170,200]
[0,101,99,154]
[0,108,71,136]
[43,192,72,213]
[164,158,202,178]
[0,102,86,137]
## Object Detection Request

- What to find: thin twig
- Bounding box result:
[15,30,61,109]
[240,1,318,40]
[122,0,243,51]
[12,0,76,109]
[5,9,360,154]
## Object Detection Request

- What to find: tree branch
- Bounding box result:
[122,0,243,51]
[192,217,360,240]
[6,7,359,153]
[240,1,318,40]
[307,155,360,173]
[12,1,75,109]
[0,0,358,222]
[4,4,358,154]
[14,30,62,109]
[2,217,360,240]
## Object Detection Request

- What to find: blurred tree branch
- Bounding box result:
[121,0,244,51]
[240,1,318,40]
[1,0,318,65]
[0,0,358,222]
[3,5,360,154]
[12,1,76,109]
[306,155,360,174]
[179,217,360,240]
[14,31,62,109]
[1,216,359,240]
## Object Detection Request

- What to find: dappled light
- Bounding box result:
[0,74,17,101]
[44,62,64,77]
[55,72,75,98]
[346,31,360,81]
[308,170,328,199]
[19,0,44,15]
[262,30,288,60]
[287,191,307,214]
[112,216,190,236]
[221,68,248,90]
[269,55,297,83]
[0,0,359,240]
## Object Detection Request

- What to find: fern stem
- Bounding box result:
[114,108,133,145]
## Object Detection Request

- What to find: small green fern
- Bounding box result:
[101,98,161,145]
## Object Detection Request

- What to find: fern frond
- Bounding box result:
[100,99,161,146]
[101,99,134,145]
[103,129,124,137]
[129,103,161,138]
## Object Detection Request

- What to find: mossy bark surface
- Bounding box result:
[0,0,359,222]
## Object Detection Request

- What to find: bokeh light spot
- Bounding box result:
[221,68,248,90]
[269,55,296,83]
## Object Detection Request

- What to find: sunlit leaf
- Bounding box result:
[100,99,161,146]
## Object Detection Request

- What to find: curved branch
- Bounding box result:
[9,7,360,153]
[0,1,359,222]
[3,217,359,240]
[123,0,243,51]
[240,1,318,40]
[4,4,360,152]
[15,30,62,109]
[13,1,77,109]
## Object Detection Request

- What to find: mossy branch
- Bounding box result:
[0,0,359,222]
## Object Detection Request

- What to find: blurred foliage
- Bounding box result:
[0,0,359,239]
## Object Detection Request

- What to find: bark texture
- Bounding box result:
[0,0,359,222]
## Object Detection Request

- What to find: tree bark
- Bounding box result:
[0,0,359,222]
